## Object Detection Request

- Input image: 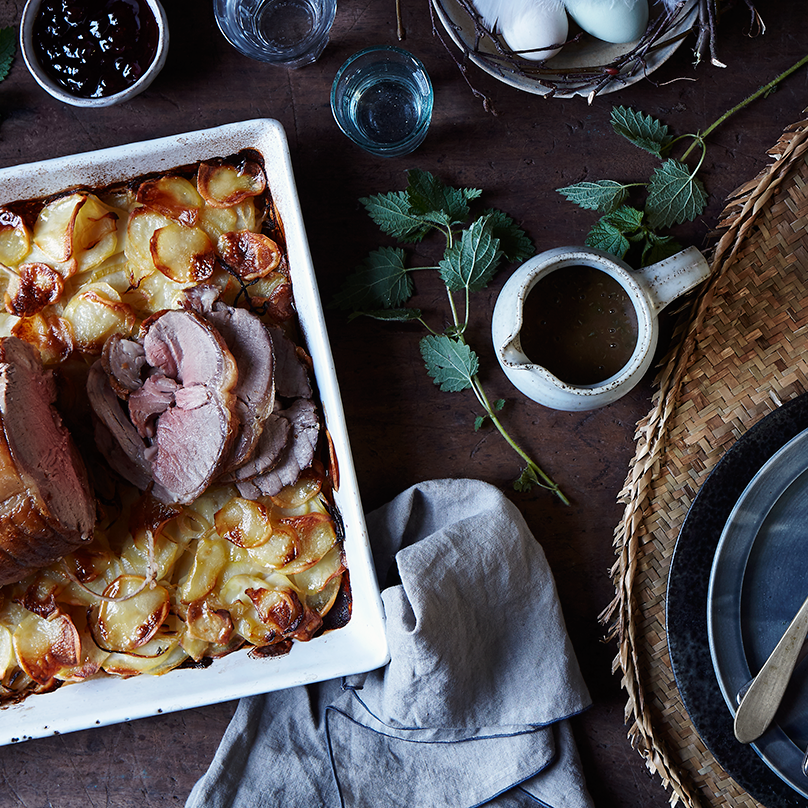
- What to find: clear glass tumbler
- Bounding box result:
[330,46,433,158]
[214,0,337,68]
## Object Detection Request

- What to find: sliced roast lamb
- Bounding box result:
[267,324,311,399]
[101,334,146,398]
[87,361,155,493]
[0,337,96,585]
[206,303,275,472]
[128,374,179,439]
[89,310,239,505]
[235,399,319,499]
[90,296,320,505]
[218,410,291,484]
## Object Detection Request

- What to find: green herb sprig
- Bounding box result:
[557,53,808,266]
[332,169,568,504]
[0,27,14,83]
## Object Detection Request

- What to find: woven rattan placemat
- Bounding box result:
[607,114,808,808]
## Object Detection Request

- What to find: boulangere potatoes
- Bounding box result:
[0,151,349,704]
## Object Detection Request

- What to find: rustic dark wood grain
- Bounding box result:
[0,1,805,805]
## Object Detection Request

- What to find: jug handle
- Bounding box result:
[634,246,710,315]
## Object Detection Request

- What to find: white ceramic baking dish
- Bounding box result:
[0,119,388,744]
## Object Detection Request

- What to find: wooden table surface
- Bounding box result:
[0,1,805,806]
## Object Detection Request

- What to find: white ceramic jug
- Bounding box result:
[492,245,710,411]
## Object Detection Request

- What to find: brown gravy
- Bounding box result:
[519,265,638,385]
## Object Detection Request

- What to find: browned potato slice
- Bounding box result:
[306,573,343,616]
[129,494,183,536]
[4,263,64,316]
[198,204,238,243]
[20,574,61,618]
[219,573,283,646]
[151,223,215,283]
[32,193,85,263]
[136,176,204,227]
[0,625,15,678]
[0,209,31,266]
[125,207,173,285]
[11,312,74,365]
[220,572,293,607]
[269,469,323,510]
[200,199,257,240]
[132,265,199,312]
[243,271,294,321]
[186,598,234,645]
[197,159,266,208]
[62,282,137,354]
[215,497,273,549]
[120,531,183,582]
[217,230,281,281]
[54,611,110,682]
[276,513,337,575]
[178,629,208,662]
[179,537,228,604]
[72,195,119,272]
[13,612,81,685]
[93,575,170,652]
[245,587,302,634]
[102,639,187,677]
[245,522,297,569]
[288,544,345,594]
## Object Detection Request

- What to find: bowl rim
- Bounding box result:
[19,0,169,108]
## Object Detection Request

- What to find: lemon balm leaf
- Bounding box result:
[601,205,644,233]
[406,169,479,225]
[0,27,14,82]
[330,246,412,311]
[585,219,630,259]
[611,106,672,155]
[360,191,433,242]
[646,159,708,229]
[483,208,534,262]
[556,180,631,213]
[514,466,540,492]
[438,216,503,292]
[420,334,478,392]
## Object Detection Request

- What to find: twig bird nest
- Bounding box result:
[429,0,763,106]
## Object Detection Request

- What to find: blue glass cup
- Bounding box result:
[330,46,433,158]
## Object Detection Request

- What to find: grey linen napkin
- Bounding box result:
[186,478,594,808]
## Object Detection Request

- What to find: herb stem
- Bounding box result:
[681,52,808,161]
[471,376,569,505]
[445,286,461,329]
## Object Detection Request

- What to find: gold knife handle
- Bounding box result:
[734,592,808,744]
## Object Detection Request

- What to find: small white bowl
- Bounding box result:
[20,0,169,108]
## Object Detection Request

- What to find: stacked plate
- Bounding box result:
[668,395,808,806]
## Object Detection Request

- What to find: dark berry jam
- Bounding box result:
[33,0,159,99]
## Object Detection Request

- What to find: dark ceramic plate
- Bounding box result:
[668,393,808,808]
[709,428,808,798]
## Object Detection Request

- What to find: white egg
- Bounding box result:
[497,1,569,61]
[564,0,649,44]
